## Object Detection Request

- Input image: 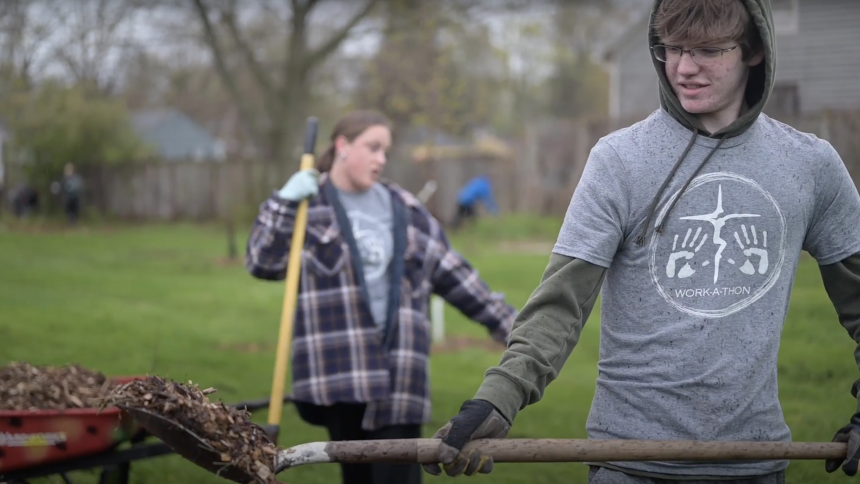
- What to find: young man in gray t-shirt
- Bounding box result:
[423,0,860,482]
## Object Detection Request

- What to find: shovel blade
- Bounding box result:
[120,406,258,483]
[262,424,280,444]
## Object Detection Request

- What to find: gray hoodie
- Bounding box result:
[473,0,860,479]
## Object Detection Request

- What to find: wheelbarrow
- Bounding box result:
[0,376,146,475]
[0,378,294,484]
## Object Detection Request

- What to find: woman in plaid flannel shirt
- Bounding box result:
[245,110,518,484]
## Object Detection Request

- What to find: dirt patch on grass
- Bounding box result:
[431,335,506,354]
[1,223,114,235]
[219,336,505,355]
[214,257,243,267]
[494,240,554,255]
[217,342,273,353]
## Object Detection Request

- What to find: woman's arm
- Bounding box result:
[244,193,301,281]
[245,169,320,281]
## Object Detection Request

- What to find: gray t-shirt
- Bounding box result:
[337,182,394,328]
[554,109,860,477]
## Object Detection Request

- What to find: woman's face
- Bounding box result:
[332,125,392,192]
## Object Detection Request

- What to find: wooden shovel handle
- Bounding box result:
[268,116,318,428]
[318,438,847,464]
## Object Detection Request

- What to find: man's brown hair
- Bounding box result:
[653,0,763,60]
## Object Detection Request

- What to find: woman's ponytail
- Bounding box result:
[315,144,336,173]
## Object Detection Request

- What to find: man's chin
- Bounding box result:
[679,99,711,114]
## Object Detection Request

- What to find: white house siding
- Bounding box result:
[608,0,860,119]
[772,0,860,113]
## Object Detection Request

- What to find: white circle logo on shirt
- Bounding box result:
[648,172,786,318]
[348,211,391,281]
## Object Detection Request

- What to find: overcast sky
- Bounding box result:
[20,0,649,87]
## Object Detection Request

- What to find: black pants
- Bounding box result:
[65,196,80,224]
[295,402,423,484]
[450,203,475,230]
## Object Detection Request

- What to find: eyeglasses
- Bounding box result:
[652,45,739,67]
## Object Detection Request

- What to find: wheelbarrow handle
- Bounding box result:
[229,394,292,413]
[275,438,848,471]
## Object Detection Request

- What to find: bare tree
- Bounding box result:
[49,0,147,95]
[186,0,380,161]
[0,0,58,89]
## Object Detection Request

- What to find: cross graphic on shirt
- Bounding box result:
[680,185,760,284]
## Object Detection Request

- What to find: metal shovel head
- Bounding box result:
[120,406,257,483]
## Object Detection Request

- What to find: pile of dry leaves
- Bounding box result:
[100,376,279,484]
[0,361,117,411]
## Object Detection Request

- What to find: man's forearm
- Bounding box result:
[820,251,860,408]
[474,253,606,423]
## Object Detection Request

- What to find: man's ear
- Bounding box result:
[748,49,765,67]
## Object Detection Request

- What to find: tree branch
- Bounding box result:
[219,7,275,98]
[191,0,259,142]
[305,0,378,69]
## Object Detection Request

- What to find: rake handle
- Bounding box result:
[314,438,847,464]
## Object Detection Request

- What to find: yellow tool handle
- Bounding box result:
[268,118,318,429]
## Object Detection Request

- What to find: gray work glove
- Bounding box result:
[422,399,511,477]
[825,411,860,476]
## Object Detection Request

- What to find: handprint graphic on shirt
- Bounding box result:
[666,227,708,279]
[648,172,787,319]
[734,224,769,275]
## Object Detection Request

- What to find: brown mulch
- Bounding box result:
[0,361,118,411]
[98,376,279,484]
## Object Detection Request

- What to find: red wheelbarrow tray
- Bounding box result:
[0,375,146,473]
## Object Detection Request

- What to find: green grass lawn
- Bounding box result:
[0,215,858,484]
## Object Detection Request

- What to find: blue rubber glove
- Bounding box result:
[278,169,319,201]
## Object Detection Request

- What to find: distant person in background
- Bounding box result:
[12,183,39,218]
[451,174,498,230]
[0,159,5,218]
[61,163,83,225]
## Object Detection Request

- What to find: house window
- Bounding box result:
[767,83,801,116]
[772,0,799,35]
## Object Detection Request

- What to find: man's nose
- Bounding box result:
[677,51,701,75]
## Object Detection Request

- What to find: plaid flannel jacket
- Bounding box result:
[245,174,517,430]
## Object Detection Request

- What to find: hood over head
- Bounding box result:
[647,0,777,139]
[634,0,778,246]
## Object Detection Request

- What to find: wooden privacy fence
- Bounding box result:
[81,160,294,221]
[75,141,518,224]
[25,108,860,222]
